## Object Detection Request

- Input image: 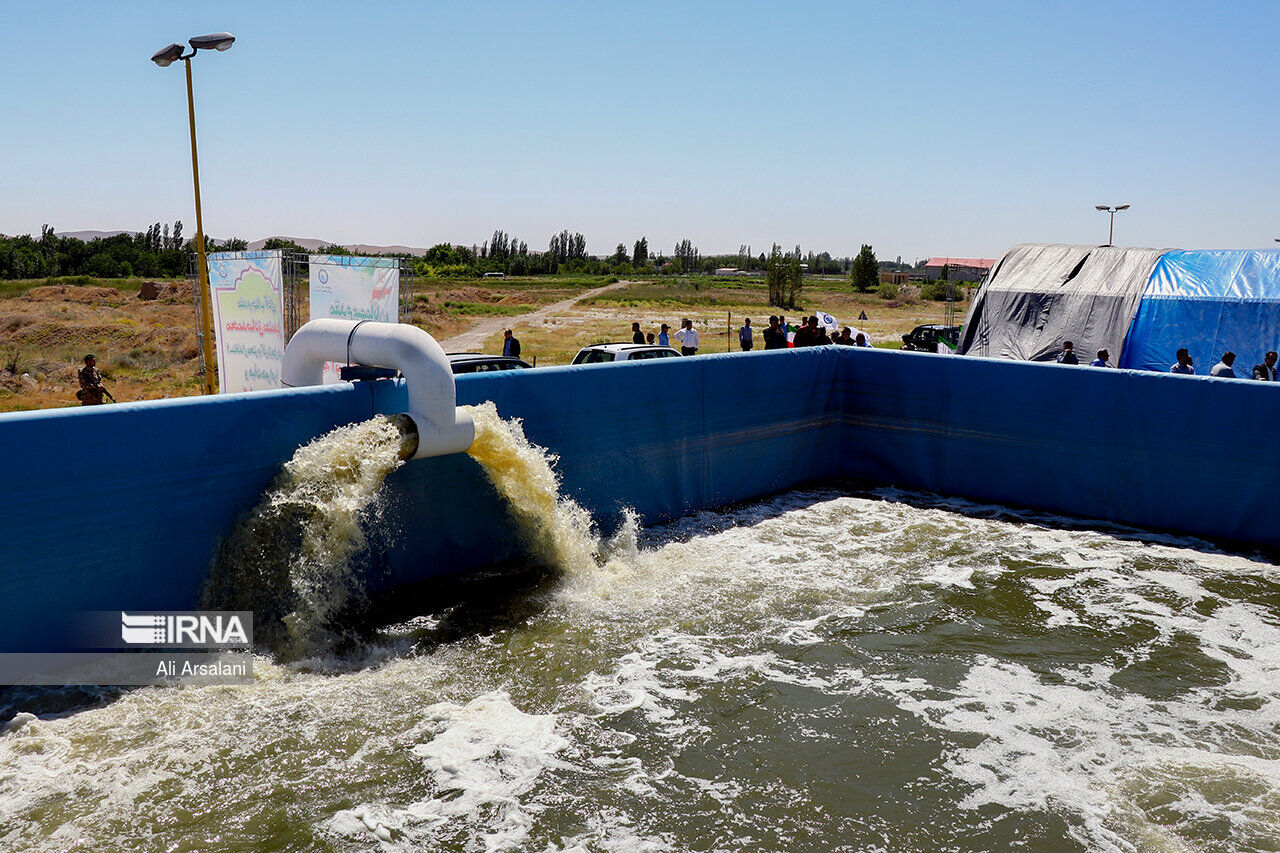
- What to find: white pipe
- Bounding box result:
[281,319,474,460]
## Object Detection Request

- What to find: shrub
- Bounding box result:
[877,282,899,300]
[427,264,471,279]
[920,281,948,301]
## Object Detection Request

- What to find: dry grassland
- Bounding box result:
[476,278,958,364]
[0,276,960,411]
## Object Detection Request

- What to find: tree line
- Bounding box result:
[0,225,935,309]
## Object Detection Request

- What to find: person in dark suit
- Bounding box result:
[502,329,521,358]
[763,316,786,350]
[1253,350,1277,381]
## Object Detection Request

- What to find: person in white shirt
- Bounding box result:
[1209,351,1237,378]
[739,318,753,351]
[674,319,700,355]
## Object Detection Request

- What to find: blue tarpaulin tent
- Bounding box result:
[1119,250,1280,372]
[960,244,1280,372]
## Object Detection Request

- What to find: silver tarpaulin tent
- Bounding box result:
[958,243,1166,363]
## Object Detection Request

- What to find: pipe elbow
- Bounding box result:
[282,319,474,460]
[404,407,475,460]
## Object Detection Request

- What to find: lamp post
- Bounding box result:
[151,33,236,396]
[1094,204,1130,247]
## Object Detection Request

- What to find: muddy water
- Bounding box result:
[2,427,1278,851]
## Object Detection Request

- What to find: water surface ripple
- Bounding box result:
[2,487,1277,852]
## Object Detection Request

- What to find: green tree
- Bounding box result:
[851,244,878,293]
[785,245,803,307]
[673,239,698,274]
[632,237,648,266]
[766,243,785,307]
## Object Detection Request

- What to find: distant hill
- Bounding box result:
[247,236,428,257]
[56,230,139,241]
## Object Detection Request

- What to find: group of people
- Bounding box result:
[630,319,703,354]
[1170,347,1277,380]
[1054,341,1114,367]
[753,315,873,350]
[1054,340,1280,380]
[625,315,874,355]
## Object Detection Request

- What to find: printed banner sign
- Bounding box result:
[207,250,285,393]
[308,255,400,382]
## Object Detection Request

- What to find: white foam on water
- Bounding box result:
[3,486,1279,852]
[555,490,1280,851]
[329,692,571,851]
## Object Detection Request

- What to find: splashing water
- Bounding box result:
[464,401,602,577]
[4,486,1280,852]
[204,404,614,657]
[201,415,415,657]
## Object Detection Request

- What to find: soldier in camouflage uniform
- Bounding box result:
[77,354,105,405]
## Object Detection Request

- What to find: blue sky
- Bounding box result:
[1,1,1277,261]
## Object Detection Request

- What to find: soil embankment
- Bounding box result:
[0,281,202,411]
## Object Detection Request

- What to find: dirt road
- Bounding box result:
[436,279,631,353]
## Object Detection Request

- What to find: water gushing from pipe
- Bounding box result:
[463,402,599,577]
[201,415,416,658]
[203,404,613,658]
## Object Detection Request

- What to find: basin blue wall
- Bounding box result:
[1,346,1275,653]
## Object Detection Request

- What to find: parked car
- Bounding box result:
[903,324,961,351]
[446,353,532,374]
[570,343,683,364]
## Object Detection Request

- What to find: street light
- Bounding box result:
[151,32,236,395]
[1095,204,1130,247]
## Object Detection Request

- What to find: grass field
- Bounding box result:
[479,277,963,365]
[0,273,966,412]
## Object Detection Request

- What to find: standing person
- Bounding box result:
[1170,348,1195,374]
[900,333,916,351]
[763,316,785,350]
[853,333,872,348]
[674,319,700,355]
[1210,351,1237,377]
[739,318,753,351]
[835,328,853,345]
[1056,341,1079,365]
[631,322,645,344]
[77,354,105,406]
[646,332,656,345]
[793,317,819,347]
[658,323,670,348]
[502,329,521,358]
[1252,350,1277,380]
[1090,349,1111,367]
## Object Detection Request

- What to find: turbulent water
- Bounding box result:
[203,404,602,657]
[3,419,1279,851]
[465,402,602,577]
[201,415,416,656]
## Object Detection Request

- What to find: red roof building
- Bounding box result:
[924,257,996,282]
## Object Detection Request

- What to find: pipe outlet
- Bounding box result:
[282,319,474,460]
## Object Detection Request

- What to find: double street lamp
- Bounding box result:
[1095,204,1130,247]
[151,33,236,395]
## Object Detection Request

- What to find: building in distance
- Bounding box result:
[925,257,996,282]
